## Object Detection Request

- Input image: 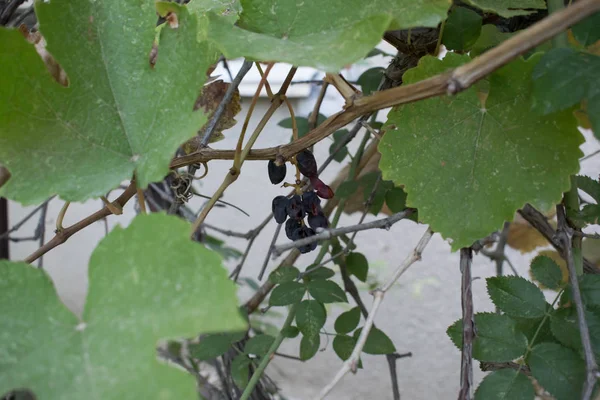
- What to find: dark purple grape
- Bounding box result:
[310,176,334,199]
[307,212,328,230]
[272,196,289,224]
[296,150,318,178]
[285,218,302,240]
[302,191,321,215]
[295,227,318,253]
[286,195,305,219]
[268,159,286,184]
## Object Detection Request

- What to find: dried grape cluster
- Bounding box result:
[268,150,332,253]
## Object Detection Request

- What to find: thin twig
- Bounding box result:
[201,60,253,146]
[36,201,48,268]
[324,73,359,107]
[203,223,251,239]
[308,82,329,130]
[258,223,282,281]
[230,215,272,281]
[170,0,600,169]
[136,187,147,214]
[55,201,70,232]
[316,228,434,399]
[557,204,598,399]
[25,183,137,263]
[272,209,415,257]
[458,247,474,400]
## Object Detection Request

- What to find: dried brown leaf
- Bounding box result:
[507,212,553,253]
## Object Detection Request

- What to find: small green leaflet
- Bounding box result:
[269,281,306,306]
[486,276,547,319]
[353,327,396,355]
[530,255,564,290]
[190,332,245,360]
[379,53,582,250]
[441,7,482,51]
[532,48,600,140]
[550,307,600,358]
[334,307,361,334]
[529,343,585,400]
[463,0,545,18]
[0,213,245,399]
[474,369,534,400]
[307,280,348,303]
[333,335,357,361]
[300,331,321,360]
[296,300,326,336]
[278,114,326,139]
[0,2,216,204]
[245,334,276,356]
[345,252,369,282]
[231,355,252,389]
[268,266,300,284]
[206,0,449,71]
[447,313,527,361]
[574,175,600,224]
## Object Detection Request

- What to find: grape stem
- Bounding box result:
[170,0,600,169]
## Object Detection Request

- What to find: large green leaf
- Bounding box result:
[0,2,216,204]
[529,343,585,400]
[486,276,547,318]
[206,0,449,72]
[0,213,245,399]
[474,369,534,400]
[463,0,545,18]
[532,48,600,140]
[447,313,527,362]
[380,53,582,250]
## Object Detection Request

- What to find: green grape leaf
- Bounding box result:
[447,313,527,361]
[441,7,482,51]
[572,11,600,47]
[380,53,582,250]
[550,307,600,358]
[385,186,408,213]
[0,2,216,204]
[474,368,534,400]
[333,335,357,361]
[307,280,348,304]
[532,48,600,140]
[207,0,449,72]
[531,255,564,290]
[281,326,300,338]
[529,343,585,400]
[0,213,245,399]
[357,67,384,95]
[269,281,306,306]
[300,330,321,360]
[245,334,275,356]
[231,355,252,389]
[345,252,369,282]
[486,276,547,318]
[462,0,545,18]
[278,114,327,139]
[187,0,242,25]
[305,266,336,281]
[268,266,300,284]
[336,181,360,199]
[296,300,326,337]
[471,24,513,56]
[353,327,396,355]
[334,307,362,334]
[190,332,243,360]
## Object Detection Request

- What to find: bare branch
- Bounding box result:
[556,205,599,400]
[518,204,599,274]
[458,247,474,400]
[272,209,415,257]
[316,228,434,399]
[201,60,253,146]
